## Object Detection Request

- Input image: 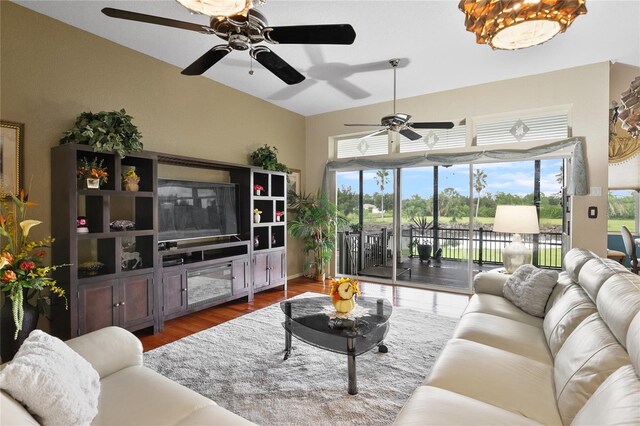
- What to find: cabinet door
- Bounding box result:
[163,269,187,317]
[78,280,118,335]
[253,253,270,289]
[119,274,154,329]
[269,250,286,287]
[232,259,248,294]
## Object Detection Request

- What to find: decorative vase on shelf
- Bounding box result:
[86,178,100,189]
[0,290,39,362]
[254,235,260,249]
[255,190,261,196]
[276,216,281,222]
[254,214,261,223]
[123,179,139,192]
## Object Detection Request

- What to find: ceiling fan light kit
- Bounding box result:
[176,0,258,17]
[458,0,588,50]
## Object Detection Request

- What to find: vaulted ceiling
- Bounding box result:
[14,0,640,116]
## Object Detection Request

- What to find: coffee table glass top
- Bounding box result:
[280,296,392,356]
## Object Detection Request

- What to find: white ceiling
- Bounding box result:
[13,0,640,116]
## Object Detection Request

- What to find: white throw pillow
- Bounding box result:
[503,264,559,317]
[0,330,100,426]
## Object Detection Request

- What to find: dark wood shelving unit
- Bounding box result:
[51,144,158,339]
[52,146,287,338]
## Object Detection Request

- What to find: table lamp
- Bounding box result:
[493,205,540,273]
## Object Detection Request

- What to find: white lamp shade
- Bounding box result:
[493,205,540,234]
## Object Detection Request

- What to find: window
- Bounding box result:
[476,111,569,146]
[400,124,466,153]
[336,133,388,159]
[608,190,639,233]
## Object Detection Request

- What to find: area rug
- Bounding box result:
[144,293,458,426]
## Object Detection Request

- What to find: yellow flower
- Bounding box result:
[20,220,42,237]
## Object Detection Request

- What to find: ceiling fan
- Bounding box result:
[344,59,454,141]
[101,7,356,85]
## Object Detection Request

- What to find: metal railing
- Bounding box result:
[337,226,563,275]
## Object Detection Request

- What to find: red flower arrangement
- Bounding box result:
[254,184,264,191]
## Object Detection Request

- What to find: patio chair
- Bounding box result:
[620,225,639,274]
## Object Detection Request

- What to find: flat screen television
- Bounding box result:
[158,179,239,243]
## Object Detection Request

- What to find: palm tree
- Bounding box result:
[473,169,487,218]
[374,169,390,217]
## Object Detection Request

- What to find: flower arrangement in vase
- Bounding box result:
[122,167,140,192]
[276,211,284,222]
[77,157,108,189]
[254,208,262,223]
[0,189,68,359]
[254,184,264,196]
[329,277,361,313]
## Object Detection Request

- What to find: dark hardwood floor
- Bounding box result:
[137,277,471,352]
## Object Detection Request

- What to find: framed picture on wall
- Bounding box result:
[0,121,24,198]
[287,169,301,197]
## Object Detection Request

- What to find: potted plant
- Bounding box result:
[122,167,140,192]
[288,191,347,282]
[0,190,68,361]
[412,216,434,262]
[254,208,262,223]
[77,157,108,189]
[275,211,284,222]
[250,144,290,173]
[254,184,264,196]
[60,109,143,158]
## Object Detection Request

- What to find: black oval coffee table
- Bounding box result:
[280,296,392,395]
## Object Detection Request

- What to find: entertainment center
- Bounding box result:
[51,144,287,338]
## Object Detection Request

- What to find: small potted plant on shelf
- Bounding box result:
[254,208,262,223]
[0,189,68,361]
[60,109,143,158]
[77,157,108,189]
[122,167,140,192]
[254,184,264,196]
[276,211,284,222]
[249,144,290,173]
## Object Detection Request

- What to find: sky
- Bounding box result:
[336,159,563,198]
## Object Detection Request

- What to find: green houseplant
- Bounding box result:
[412,216,434,262]
[60,109,143,157]
[288,191,347,282]
[250,144,290,173]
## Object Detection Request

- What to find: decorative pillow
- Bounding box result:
[0,330,100,426]
[503,264,559,317]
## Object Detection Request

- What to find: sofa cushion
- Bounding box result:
[554,313,632,425]
[0,391,39,426]
[393,386,543,426]
[176,405,256,425]
[628,312,640,378]
[93,365,215,426]
[563,248,596,282]
[454,312,552,364]
[503,265,558,317]
[577,257,629,303]
[596,272,640,348]
[425,339,561,425]
[0,330,100,426]
[543,285,597,357]
[545,271,574,314]
[571,365,640,426]
[463,294,543,328]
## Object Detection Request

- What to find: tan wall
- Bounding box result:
[305,62,611,257]
[0,2,306,276]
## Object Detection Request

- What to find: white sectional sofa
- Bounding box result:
[394,248,640,425]
[1,326,254,425]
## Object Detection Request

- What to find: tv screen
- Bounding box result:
[158,179,238,242]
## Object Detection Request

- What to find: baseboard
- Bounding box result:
[288,272,303,280]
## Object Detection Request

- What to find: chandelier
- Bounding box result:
[458,0,588,50]
[616,76,640,138]
[176,0,263,17]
